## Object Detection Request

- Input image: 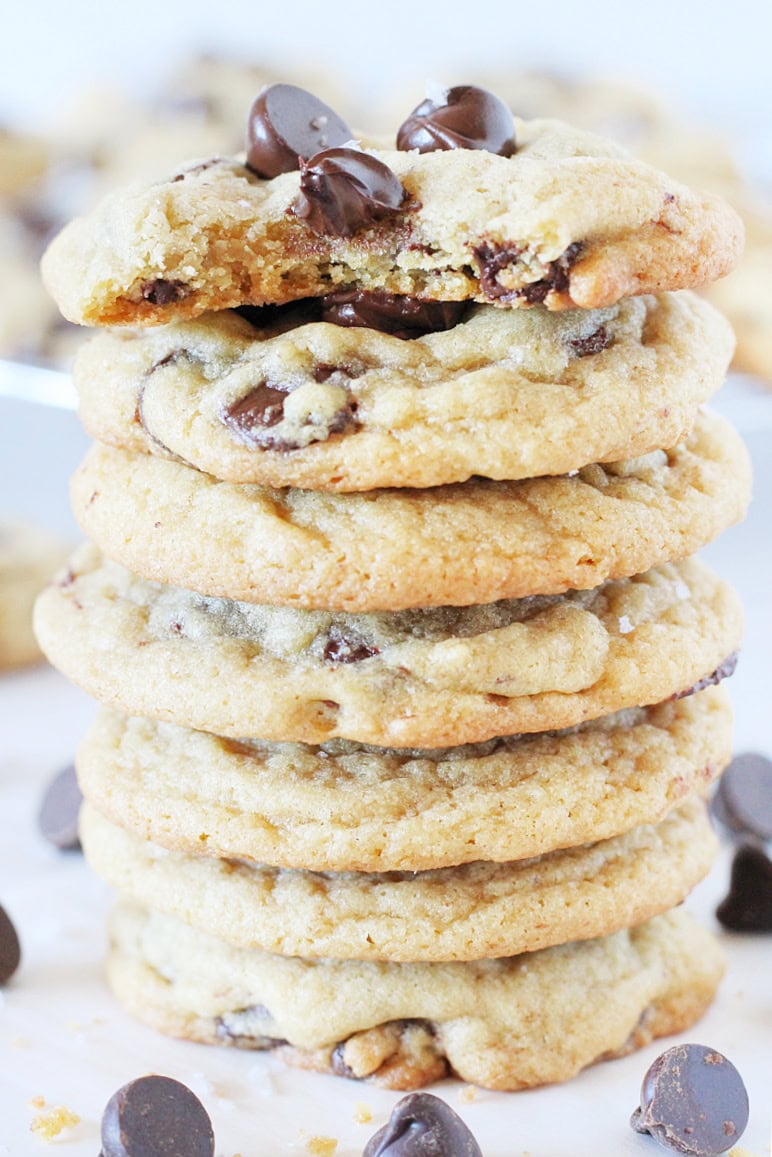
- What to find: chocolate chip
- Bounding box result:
[323,626,380,664]
[37,764,82,851]
[246,83,352,178]
[363,1092,482,1157]
[0,904,21,985]
[220,379,356,452]
[712,752,772,841]
[630,1044,749,1154]
[516,241,584,304]
[100,1075,214,1157]
[140,279,189,306]
[568,325,612,357]
[320,289,468,338]
[472,242,522,299]
[291,147,407,237]
[331,1042,359,1079]
[397,84,516,157]
[670,654,739,702]
[716,843,772,932]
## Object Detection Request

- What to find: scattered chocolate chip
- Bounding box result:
[670,654,739,702]
[397,84,516,157]
[568,324,612,357]
[0,904,21,985]
[100,1075,214,1157]
[246,83,352,178]
[712,752,772,841]
[630,1043,749,1154]
[140,279,189,306]
[291,147,407,237]
[37,764,82,851]
[320,289,468,338]
[716,843,772,932]
[363,1092,482,1157]
[323,626,380,664]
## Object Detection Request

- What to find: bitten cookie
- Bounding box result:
[80,798,717,961]
[70,411,750,611]
[76,688,731,872]
[34,546,742,746]
[41,117,743,327]
[73,291,733,490]
[106,903,724,1091]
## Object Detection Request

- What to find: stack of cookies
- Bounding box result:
[35,84,750,1090]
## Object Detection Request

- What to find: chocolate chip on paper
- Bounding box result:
[397,84,517,157]
[100,1074,214,1157]
[711,751,772,841]
[38,764,83,851]
[246,83,352,178]
[716,843,772,932]
[0,903,21,984]
[630,1043,749,1155]
[362,1092,482,1156]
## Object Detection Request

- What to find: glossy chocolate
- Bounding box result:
[100,1075,214,1157]
[630,1044,749,1154]
[363,1092,483,1156]
[397,84,516,156]
[246,83,352,178]
[321,289,468,337]
[291,147,406,237]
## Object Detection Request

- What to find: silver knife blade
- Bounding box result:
[0,358,77,410]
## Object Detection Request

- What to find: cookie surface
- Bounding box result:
[106,902,724,1091]
[0,522,69,670]
[74,292,733,490]
[41,118,743,327]
[78,688,730,872]
[81,798,717,961]
[35,547,742,746]
[70,411,750,612]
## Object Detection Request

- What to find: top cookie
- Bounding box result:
[42,116,743,327]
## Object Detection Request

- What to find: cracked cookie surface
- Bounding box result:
[81,798,716,961]
[106,903,724,1090]
[34,546,742,746]
[73,292,733,490]
[41,118,743,327]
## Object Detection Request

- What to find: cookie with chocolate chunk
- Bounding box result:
[0,521,69,670]
[74,291,734,491]
[34,545,742,747]
[106,902,724,1091]
[69,411,750,611]
[41,114,743,327]
[80,797,717,961]
[76,688,731,872]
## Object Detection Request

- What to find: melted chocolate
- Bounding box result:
[140,278,189,306]
[473,240,583,304]
[246,83,352,178]
[320,289,468,337]
[397,84,516,157]
[220,379,356,452]
[291,147,407,237]
[670,653,739,701]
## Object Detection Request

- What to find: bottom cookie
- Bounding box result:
[107,903,724,1091]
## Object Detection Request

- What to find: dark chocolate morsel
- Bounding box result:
[670,653,739,702]
[100,1074,215,1157]
[331,1042,359,1079]
[716,843,772,932]
[320,289,468,338]
[323,626,380,664]
[630,1044,749,1155]
[363,1092,483,1157]
[712,751,772,841]
[291,147,407,237]
[516,241,584,304]
[568,324,612,357]
[140,279,189,306]
[246,83,352,178]
[397,84,516,157]
[223,380,290,440]
[0,904,21,985]
[37,764,82,851]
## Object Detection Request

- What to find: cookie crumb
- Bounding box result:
[28,1095,45,1109]
[353,1101,372,1124]
[306,1137,338,1156]
[458,1085,478,1104]
[11,1035,31,1048]
[29,1105,80,1140]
